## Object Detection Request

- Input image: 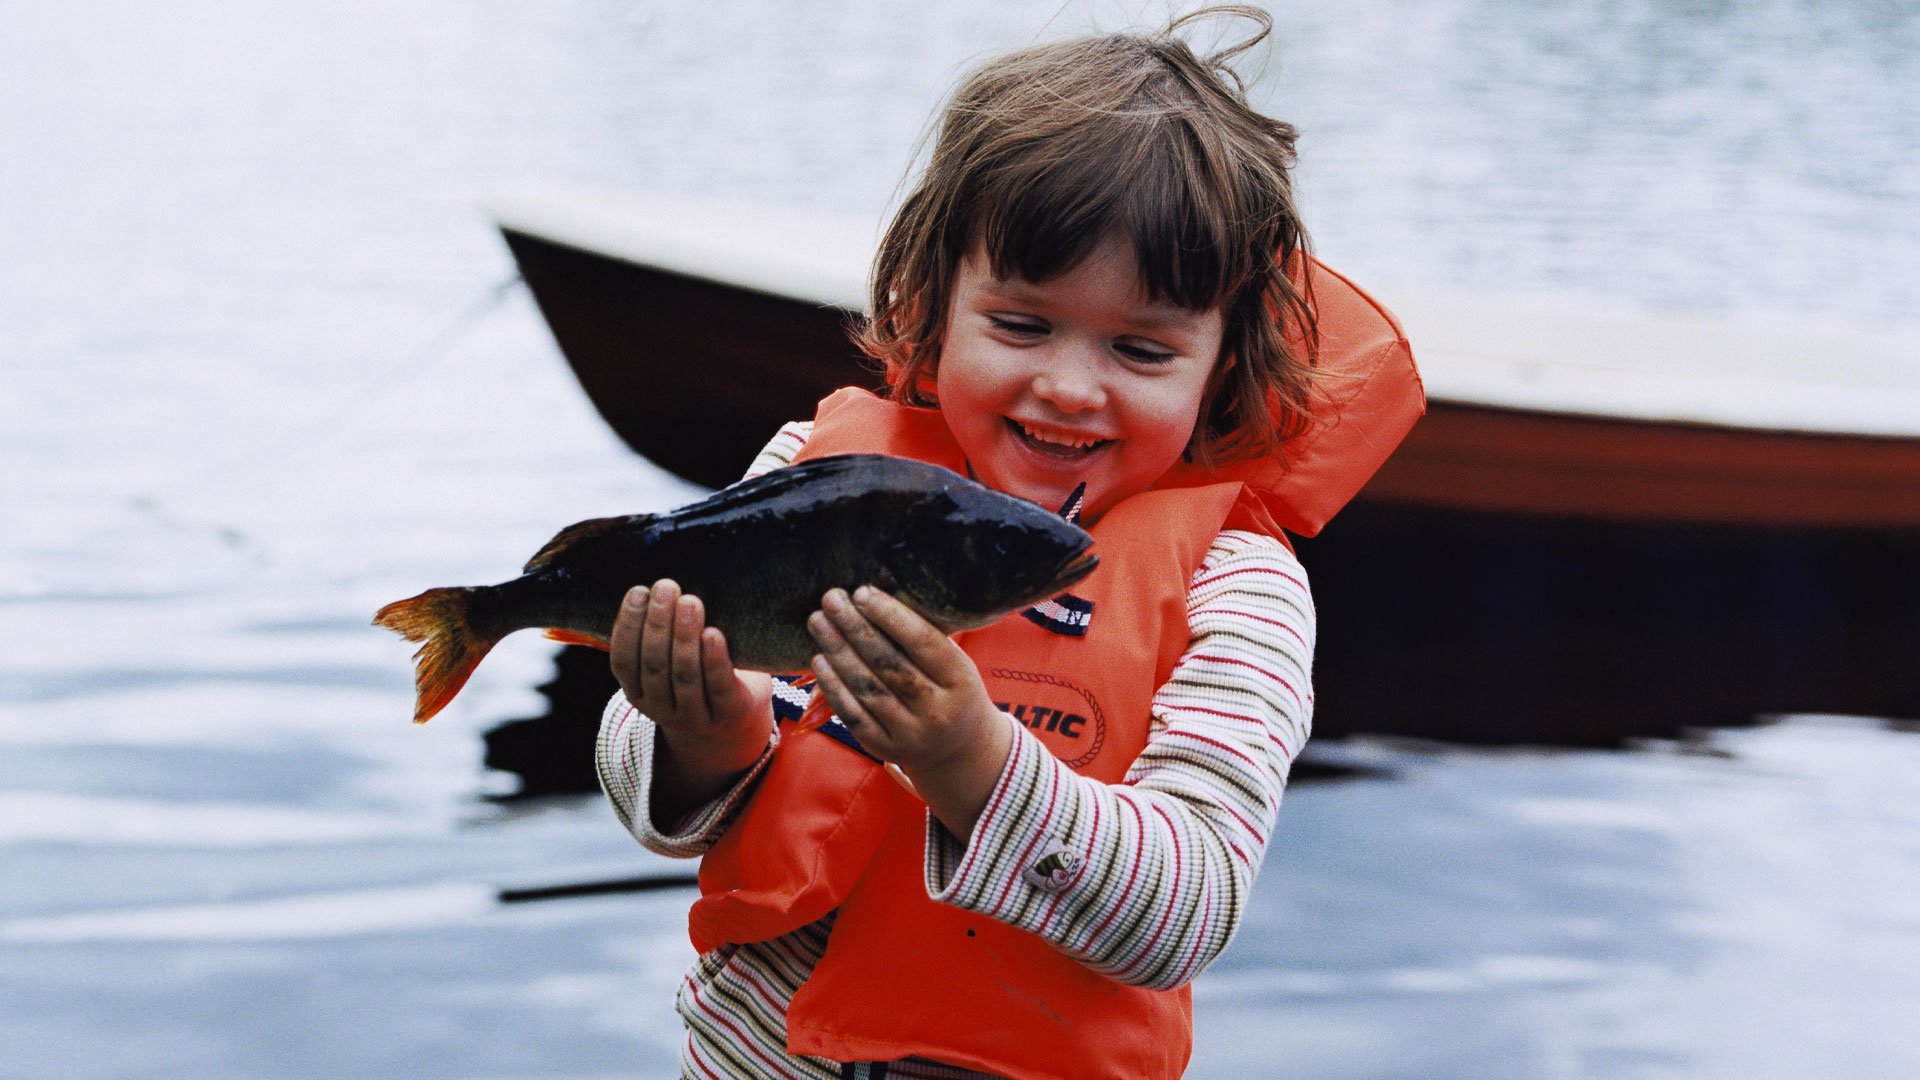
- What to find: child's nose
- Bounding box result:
[1032,353,1105,412]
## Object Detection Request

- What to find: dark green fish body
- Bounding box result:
[375,454,1097,722]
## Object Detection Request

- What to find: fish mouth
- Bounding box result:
[1052,551,1099,591]
[985,550,1100,623]
[920,548,1100,635]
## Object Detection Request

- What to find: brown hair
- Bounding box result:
[858,5,1318,463]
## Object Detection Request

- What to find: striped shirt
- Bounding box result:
[597,421,1315,1079]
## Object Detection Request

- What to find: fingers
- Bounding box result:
[809,587,949,746]
[671,591,708,715]
[637,579,682,710]
[846,586,948,658]
[820,589,928,697]
[807,605,880,737]
[699,627,750,719]
[609,585,649,693]
[809,646,877,733]
[622,579,712,722]
[809,586,1002,777]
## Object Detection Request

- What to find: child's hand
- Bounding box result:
[808,585,1013,839]
[610,579,772,819]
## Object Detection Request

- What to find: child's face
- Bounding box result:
[935,236,1223,524]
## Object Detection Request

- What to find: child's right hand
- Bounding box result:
[610,579,773,818]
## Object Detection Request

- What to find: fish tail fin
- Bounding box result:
[795,687,834,732]
[372,587,501,724]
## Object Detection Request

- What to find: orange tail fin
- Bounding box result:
[372,587,501,724]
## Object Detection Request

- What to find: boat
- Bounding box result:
[489,181,1920,753]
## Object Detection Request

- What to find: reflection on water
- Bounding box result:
[483,644,620,801]
[5,719,1917,1077]
[4,1,1918,1077]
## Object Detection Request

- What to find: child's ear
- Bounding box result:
[1203,349,1240,407]
[1187,351,1241,462]
[914,348,943,402]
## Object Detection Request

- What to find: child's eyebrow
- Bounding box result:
[1121,308,1206,332]
[981,280,1205,332]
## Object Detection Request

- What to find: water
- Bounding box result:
[3,2,1916,1076]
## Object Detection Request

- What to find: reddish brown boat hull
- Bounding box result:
[1369,403,1920,528]
[498,224,1920,761]
[503,228,879,490]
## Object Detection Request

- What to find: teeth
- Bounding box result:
[1018,423,1103,451]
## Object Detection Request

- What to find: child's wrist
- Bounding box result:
[901,707,1014,839]
[657,714,771,784]
[903,701,1005,775]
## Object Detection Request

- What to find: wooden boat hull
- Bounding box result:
[495,208,1920,754]
[501,228,878,490]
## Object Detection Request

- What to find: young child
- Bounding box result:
[597,8,1420,1078]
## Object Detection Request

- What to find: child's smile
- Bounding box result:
[1008,418,1110,458]
[936,237,1224,524]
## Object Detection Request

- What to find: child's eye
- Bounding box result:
[986,315,1046,336]
[1116,342,1176,364]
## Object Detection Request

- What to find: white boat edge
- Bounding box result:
[491,179,875,312]
[489,180,1920,439]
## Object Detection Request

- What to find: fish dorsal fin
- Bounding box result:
[704,455,896,507]
[523,515,630,574]
[521,457,938,574]
[666,454,931,528]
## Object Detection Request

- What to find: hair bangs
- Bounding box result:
[968,134,1141,292]
[967,112,1243,314]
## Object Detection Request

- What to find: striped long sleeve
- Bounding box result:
[925,530,1309,989]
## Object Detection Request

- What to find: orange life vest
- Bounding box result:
[688,256,1422,1078]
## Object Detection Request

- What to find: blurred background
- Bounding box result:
[2,1,1916,1077]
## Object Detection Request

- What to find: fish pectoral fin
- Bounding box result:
[795,689,835,731]
[544,628,613,651]
[521,515,636,574]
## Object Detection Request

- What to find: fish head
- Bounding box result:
[880,480,1097,632]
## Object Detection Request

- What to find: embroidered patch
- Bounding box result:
[1021,836,1084,893]
[1021,592,1093,637]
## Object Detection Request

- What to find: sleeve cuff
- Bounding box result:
[598,691,777,856]
[925,715,1087,911]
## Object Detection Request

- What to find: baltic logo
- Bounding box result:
[989,669,1106,769]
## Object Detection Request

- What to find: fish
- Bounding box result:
[373,453,1098,723]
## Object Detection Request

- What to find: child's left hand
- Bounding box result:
[808,585,1013,839]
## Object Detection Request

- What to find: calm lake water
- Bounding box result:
[3,2,1917,1077]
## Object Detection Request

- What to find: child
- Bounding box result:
[597,8,1421,1078]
